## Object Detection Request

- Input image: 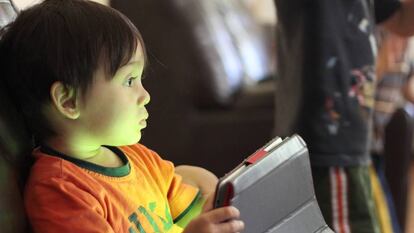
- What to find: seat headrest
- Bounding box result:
[0,4,32,232]
[0,0,33,167]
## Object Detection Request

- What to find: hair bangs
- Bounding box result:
[92,6,146,80]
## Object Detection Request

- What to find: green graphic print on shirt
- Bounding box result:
[128,202,174,233]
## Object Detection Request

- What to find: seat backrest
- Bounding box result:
[0,1,33,232]
[112,0,272,107]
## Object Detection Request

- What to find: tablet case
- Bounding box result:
[214,135,334,233]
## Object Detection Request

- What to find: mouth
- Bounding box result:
[139,110,149,127]
[138,121,147,130]
[139,117,148,127]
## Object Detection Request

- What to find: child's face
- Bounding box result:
[76,44,150,146]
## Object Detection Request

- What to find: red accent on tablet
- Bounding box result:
[223,184,234,206]
[246,150,267,164]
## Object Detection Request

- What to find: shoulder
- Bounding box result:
[29,148,82,181]
[26,148,101,194]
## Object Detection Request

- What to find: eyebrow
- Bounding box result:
[116,61,144,79]
[122,59,145,72]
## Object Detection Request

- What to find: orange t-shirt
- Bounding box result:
[24,143,200,233]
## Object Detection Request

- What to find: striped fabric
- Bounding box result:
[319,166,398,233]
[330,167,351,233]
[312,166,384,233]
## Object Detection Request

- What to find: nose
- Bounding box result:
[138,87,150,106]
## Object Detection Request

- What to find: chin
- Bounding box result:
[128,133,143,145]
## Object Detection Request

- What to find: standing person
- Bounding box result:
[372,30,411,233]
[373,31,409,162]
[273,0,414,232]
[0,0,244,232]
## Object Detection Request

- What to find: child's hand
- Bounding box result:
[182,194,244,233]
[182,207,244,233]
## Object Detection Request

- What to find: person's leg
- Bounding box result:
[312,166,381,233]
[346,166,381,233]
[312,166,333,227]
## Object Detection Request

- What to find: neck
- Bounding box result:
[42,136,124,168]
[43,136,102,160]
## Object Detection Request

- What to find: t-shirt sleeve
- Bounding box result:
[144,149,200,222]
[25,177,115,233]
[375,0,402,24]
[167,173,202,222]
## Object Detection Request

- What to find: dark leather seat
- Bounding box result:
[0,1,32,232]
[384,107,414,232]
[111,0,276,176]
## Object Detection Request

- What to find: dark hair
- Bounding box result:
[0,0,146,141]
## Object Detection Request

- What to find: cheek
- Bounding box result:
[101,104,133,130]
[83,88,141,143]
[83,97,123,134]
[107,110,142,145]
[103,103,139,133]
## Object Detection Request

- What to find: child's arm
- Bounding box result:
[174,165,217,227]
[182,193,245,233]
[175,165,218,197]
[174,166,244,232]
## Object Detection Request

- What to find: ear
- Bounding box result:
[50,82,80,119]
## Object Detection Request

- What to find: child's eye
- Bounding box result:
[124,77,137,87]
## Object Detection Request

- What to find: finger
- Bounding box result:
[216,220,245,232]
[205,206,240,223]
